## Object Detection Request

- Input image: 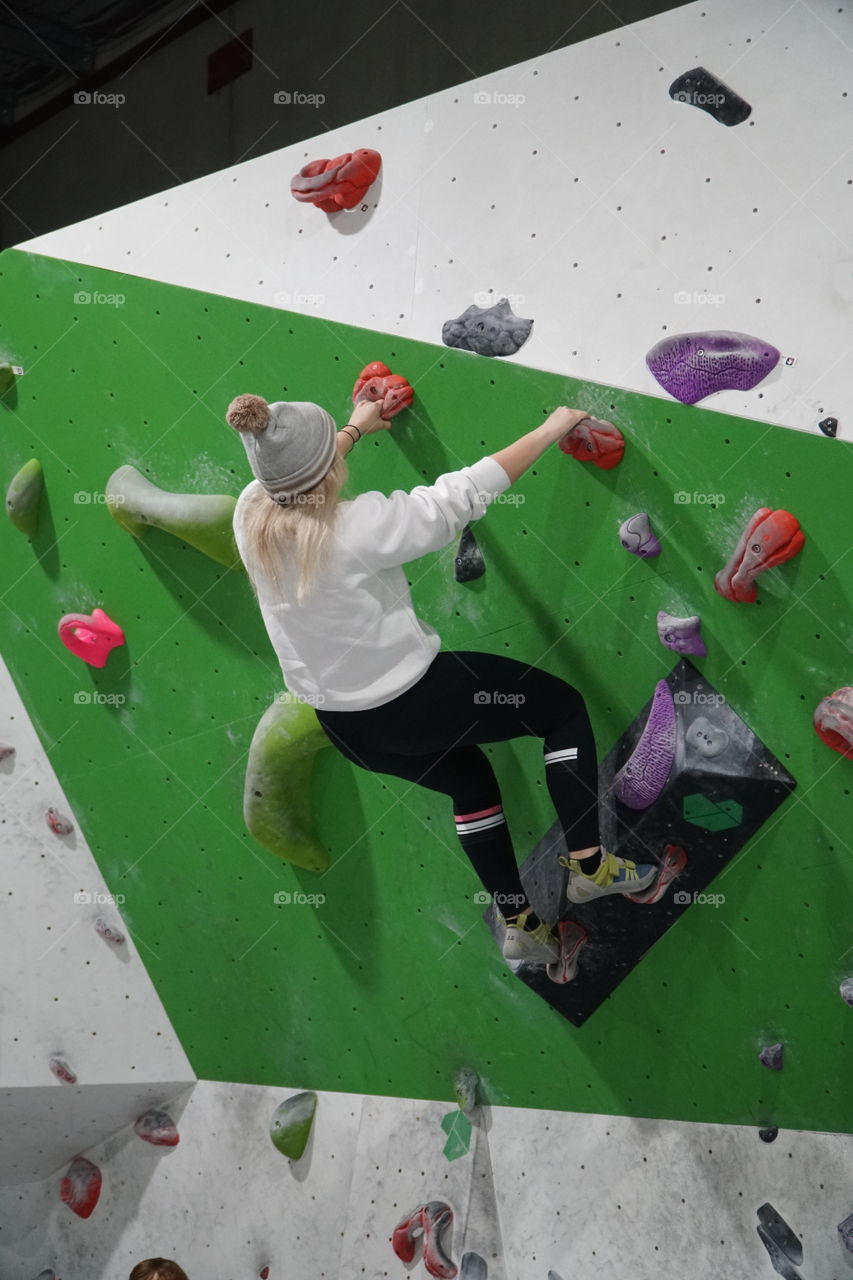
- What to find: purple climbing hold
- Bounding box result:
[134,1108,180,1146]
[94,917,125,946]
[840,978,853,1006]
[760,1042,784,1071]
[657,611,707,657]
[669,67,752,126]
[839,1212,853,1253]
[442,297,533,358]
[818,417,838,438]
[646,331,780,404]
[619,512,660,558]
[612,681,677,810]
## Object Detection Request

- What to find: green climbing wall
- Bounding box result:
[2,247,852,1131]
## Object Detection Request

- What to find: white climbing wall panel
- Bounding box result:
[17,0,853,438]
[4,1082,853,1280]
[0,653,195,1185]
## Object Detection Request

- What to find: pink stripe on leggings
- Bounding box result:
[454,804,503,823]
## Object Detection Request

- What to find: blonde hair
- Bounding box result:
[239,450,349,604]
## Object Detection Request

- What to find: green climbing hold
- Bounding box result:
[683,793,743,831]
[0,364,14,395]
[441,1108,472,1161]
[105,464,242,569]
[244,696,331,871]
[6,458,44,537]
[270,1090,317,1159]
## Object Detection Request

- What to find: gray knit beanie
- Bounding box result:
[225,395,337,503]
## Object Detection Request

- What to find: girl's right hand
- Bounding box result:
[542,407,591,443]
[349,397,392,434]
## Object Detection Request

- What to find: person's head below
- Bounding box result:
[129,1260,188,1280]
[226,393,349,605]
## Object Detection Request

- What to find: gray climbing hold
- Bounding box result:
[838,1211,853,1253]
[453,1067,479,1113]
[818,417,838,438]
[685,716,729,759]
[442,297,533,357]
[105,464,242,569]
[455,524,485,582]
[760,1042,784,1071]
[757,1203,803,1266]
[840,978,853,1006]
[669,67,752,126]
[619,512,660,558]
[656,610,707,657]
[270,1090,317,1159]
[758,1127,778,1143]
[757,1225,800,1280]
[460,1253,487,1280]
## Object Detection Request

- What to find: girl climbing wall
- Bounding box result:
[227,394,656,967]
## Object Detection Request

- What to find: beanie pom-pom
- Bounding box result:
[226,394,270,433]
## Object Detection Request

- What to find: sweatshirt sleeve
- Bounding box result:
[344,455,512,570]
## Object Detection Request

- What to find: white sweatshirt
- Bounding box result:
[232,455,512,711]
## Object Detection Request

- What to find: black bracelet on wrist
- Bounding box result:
[345,422,362,440]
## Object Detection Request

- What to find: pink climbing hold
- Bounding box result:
[134,1108,180,1146]
[259,1269,271,1280]
[352,361,414,419]
[46,807,73,836]
[94,917,125,946]
[0,743,15,761]
[714,508,805,603]
[60,1155,101,1218]
[290,148,382,211]
[814,688,853,760]
[393,1202,458,1279]
[559,417,625,470]
[546,920,588,984]
[612,681,678,810]
[49,1056,77,1084]
[58,607,125,668]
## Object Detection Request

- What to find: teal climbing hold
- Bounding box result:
[105,464,242,569]
[6,458,44,537]
[270,1090,317,1159]
[441,1108,472,1161]
[683,794,743,831]
[244,697,331,871]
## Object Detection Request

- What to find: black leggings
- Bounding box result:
[315,650,601,913]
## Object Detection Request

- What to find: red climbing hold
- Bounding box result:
[559,417,625,470]
[60,1155,101,1218]
[290,149,382,212]
[0,743,15,761]
[352,361,414,419]
[814,687,853,760]
[49,1056,77,1084]
[259,1269,271,1279]
[58,607,125,667]
[95,917,125,946]
[134,1108,180,1146]
[714,508,805,603]
[393,1202,457,1278]
[46,807,73,836]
